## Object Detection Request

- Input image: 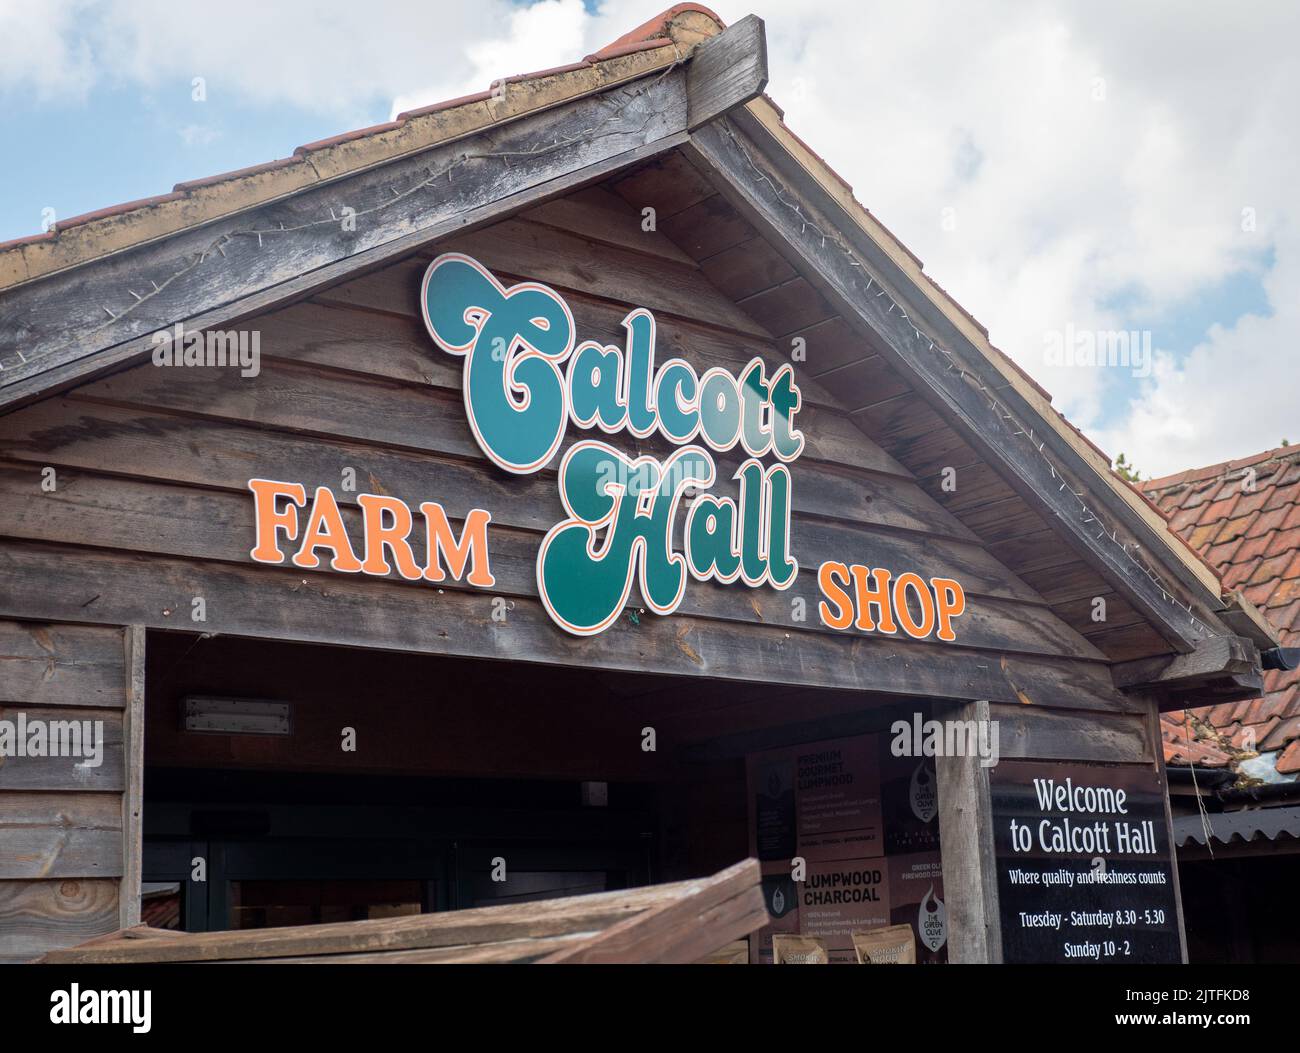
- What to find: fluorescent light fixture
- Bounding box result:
[183,696,292,736]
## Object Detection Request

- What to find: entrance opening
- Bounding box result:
[141,629,948,962]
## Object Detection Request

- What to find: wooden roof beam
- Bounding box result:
[1112,634,1257,691]
[0,17,768,413]
[684,116,1231,655]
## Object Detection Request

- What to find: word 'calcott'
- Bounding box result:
[420,253,803,635]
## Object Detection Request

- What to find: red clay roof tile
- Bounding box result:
[295,120,406,156]
[587,3,722,60]
[1248,506,1290,538]
[1214,514,1253,545]
[173,157,300,192]
[1266,526,1300,557]
[583,37,677,63]
[56,192,187,231]
[1264,480,1300,511]
[0,7,705,265]
[1198,495,1241,525]
[1204,538,1244,566]
[1250,553,1293,586]
[1234,532,1276,563]
[394,90,494,122]
[1261,715,1300,751]
[1207,703,1239,727]
[1146,446,1300,775]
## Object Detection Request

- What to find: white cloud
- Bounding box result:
[177,123,220,147]
[702,0,1299,477]
[1095,235,1300,476]
[4,0,1297,475]
[390,0,592,120]
[0,0,97,99]
[0,0,530,118]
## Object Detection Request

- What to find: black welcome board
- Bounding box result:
[990,760,1181,964]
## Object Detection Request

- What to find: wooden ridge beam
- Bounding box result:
[0,16,770,411]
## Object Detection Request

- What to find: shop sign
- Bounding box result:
[246,253,969,640]
[991,760,1181,963]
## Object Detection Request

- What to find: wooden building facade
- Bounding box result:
[0,7,1273,964]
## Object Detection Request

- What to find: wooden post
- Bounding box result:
[1137,692,1190,963]
[119,625,146,929]
[935,699,1002,962]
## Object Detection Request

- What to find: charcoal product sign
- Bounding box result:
[991,761,1181,963]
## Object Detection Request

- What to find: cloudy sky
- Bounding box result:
[1,0,1295,478]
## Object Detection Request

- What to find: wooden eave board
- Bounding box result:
[736,97,1223,605]
[647,126,1229,656]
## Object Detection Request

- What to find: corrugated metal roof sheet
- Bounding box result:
[1172,804,1300,847]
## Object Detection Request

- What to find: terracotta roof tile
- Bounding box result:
[1259,688,1297,722]
[172,157,300,192]
[1264,480,1300,511]
[394,90,495,122]
[1168,506,1202,534]
[1236,532,1278,564]
[1204,538,1244,566]
[584,37,676,63]
[1198,494,1241,525]
[1266,526,1300,557]
[1246,506,1291,538]
[1272,578,1300,610]
[1207,703,1239,727]
[587,3,722,60]
[1229,722,1265,750]
[56,192,188,232]
[1162,731,1232,767]
[1220,562,1254,592]
[295,120,407,156]
[0,6,715,285]
[1250,552,1292,586]
[1214,514,1253,545]
[1260,715,1300,752]
[1146,444,1296,491]
[1232,487,1273,518]
[1210,478,1244,503]
[1178,482,1216,511]
[1270,598,1300,631]
[1146,446,1300,777]
[1241,580,1274,607]
[1278,739,1300,775]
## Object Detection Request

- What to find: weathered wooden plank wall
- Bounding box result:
[0,191,1129,715]
[0,170,1164,963]
[0,621,134,962]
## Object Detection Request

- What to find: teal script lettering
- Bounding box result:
[421,252,804,636]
